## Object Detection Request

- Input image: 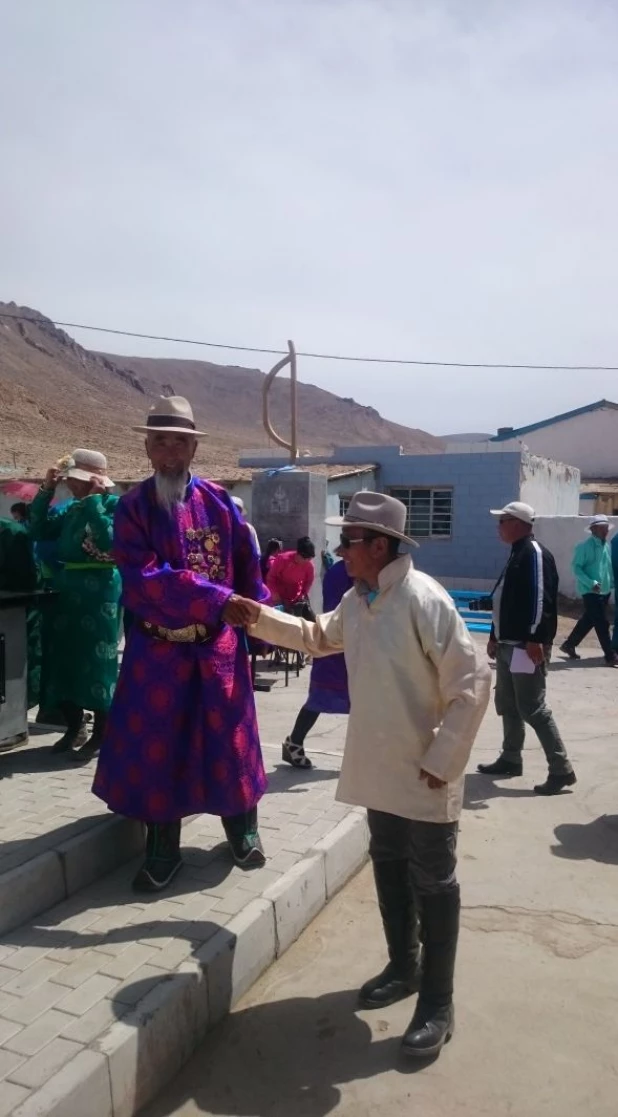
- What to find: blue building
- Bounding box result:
[239,444,580,589]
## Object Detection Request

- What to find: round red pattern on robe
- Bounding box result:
[132,661,147,684]
[208,709,224,730]
[150,685,173,713]
[127,764,141,785]
[147,740,168,763]
[147,789,170,816]
[128,712,144,735]
[173,658,194,683]
[145,578,165,601]
[212,760,228,782]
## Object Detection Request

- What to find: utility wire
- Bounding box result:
[1,309,617,371]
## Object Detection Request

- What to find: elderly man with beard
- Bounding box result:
[93,397,270,892]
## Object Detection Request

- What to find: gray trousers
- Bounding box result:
[495,644,572,775]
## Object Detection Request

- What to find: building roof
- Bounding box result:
[491,399,618,442]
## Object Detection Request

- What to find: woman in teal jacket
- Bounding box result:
[561,515,617,666]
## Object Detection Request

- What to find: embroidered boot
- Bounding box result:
[222,806,266,868]
[132,822,183,892]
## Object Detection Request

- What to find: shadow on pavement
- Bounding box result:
[137,985,429,1117]
[463,772,538,811]
[266,764,339,794]
[552,815,618,864]
[549,658,609,672]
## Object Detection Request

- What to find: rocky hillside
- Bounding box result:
[0,302,443,479]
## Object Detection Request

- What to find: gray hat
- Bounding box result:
[133,396,206,438]
[325,491,419,547]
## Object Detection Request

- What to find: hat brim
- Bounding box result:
[133,425,207,437]
[489,508,534,524]
[65,468,114,489]
[324,515,419,548]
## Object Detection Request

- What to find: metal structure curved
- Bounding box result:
[262,340,298,463]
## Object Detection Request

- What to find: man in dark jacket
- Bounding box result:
[477,501,576,795]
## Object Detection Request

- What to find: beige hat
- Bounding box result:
[325,491,419,547]
[489,501,535,525]
[59,449,114,489]
[133,396,206,437]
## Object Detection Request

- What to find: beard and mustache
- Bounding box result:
[154,469,187,514]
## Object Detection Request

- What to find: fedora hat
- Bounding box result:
[58,449,114,489]
[133,396,206,437]
[325,491,418,547]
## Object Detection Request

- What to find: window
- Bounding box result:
[339,496,351,517]
[389,487,453,538]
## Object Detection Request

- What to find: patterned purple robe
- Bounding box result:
[305,560,352,715]
[92,476,269,823]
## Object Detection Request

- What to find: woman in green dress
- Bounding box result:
[29,449,121,761]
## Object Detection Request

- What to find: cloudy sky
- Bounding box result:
[2,0,618,436]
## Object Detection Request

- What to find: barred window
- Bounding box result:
[339,496,351,517]
[388,488,453,538]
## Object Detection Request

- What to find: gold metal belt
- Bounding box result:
[138,620,212,644]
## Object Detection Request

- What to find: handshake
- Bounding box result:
[222,595,263,628]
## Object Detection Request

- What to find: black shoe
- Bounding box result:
[359,961,422,1009]
[604,654,618,668]
[69,710,106,764]
[401,1001,454,1059]
[560,643,580,660]
[477,757,522,777]
[534,771,577,795]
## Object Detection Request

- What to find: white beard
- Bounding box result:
[154,470,186,514]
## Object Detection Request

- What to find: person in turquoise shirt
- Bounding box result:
[561,515,617,667]
[607,531,612,652]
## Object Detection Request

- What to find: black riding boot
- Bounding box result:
[401,887,460,1058]
[70,709,106,764]
[222,806,266,868]
[359,860,422,1008]
[132,821,183,893]
[50,702,88,754]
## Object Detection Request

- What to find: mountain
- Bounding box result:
[0,302,444,479]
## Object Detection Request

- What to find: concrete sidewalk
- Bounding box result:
[143,650,618,1117]
[0,641,616,1115]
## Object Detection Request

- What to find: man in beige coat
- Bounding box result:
[240,492,490,1060]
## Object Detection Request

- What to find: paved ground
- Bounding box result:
[0,633,616,1115]
[142,640,618,1117]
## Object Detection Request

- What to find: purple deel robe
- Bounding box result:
[92,476,269,823]
[305,560,353,715]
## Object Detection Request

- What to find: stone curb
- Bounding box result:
[0,817,145,937]
[12,810,370,1117]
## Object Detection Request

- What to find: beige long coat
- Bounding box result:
[251,556,491,823]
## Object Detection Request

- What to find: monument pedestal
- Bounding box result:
[252,471,328,611]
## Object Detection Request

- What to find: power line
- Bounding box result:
[1,309,617,371]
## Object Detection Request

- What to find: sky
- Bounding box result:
[2,0,618,437]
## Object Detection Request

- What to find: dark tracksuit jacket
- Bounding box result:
[491,535,559,647]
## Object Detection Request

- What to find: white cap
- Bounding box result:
[589,514,612,530]
[490,501,535,525]
[231,496,245,511]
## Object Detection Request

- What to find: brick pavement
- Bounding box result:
[0,671,359,1115]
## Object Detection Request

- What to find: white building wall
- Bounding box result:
[498,407,618,479]
[533,515,618,600]
[519,455,580,515]
[324,471,377,553]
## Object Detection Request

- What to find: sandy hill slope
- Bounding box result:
[0,302,443,479]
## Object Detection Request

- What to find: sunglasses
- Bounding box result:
[339,533,372,550]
